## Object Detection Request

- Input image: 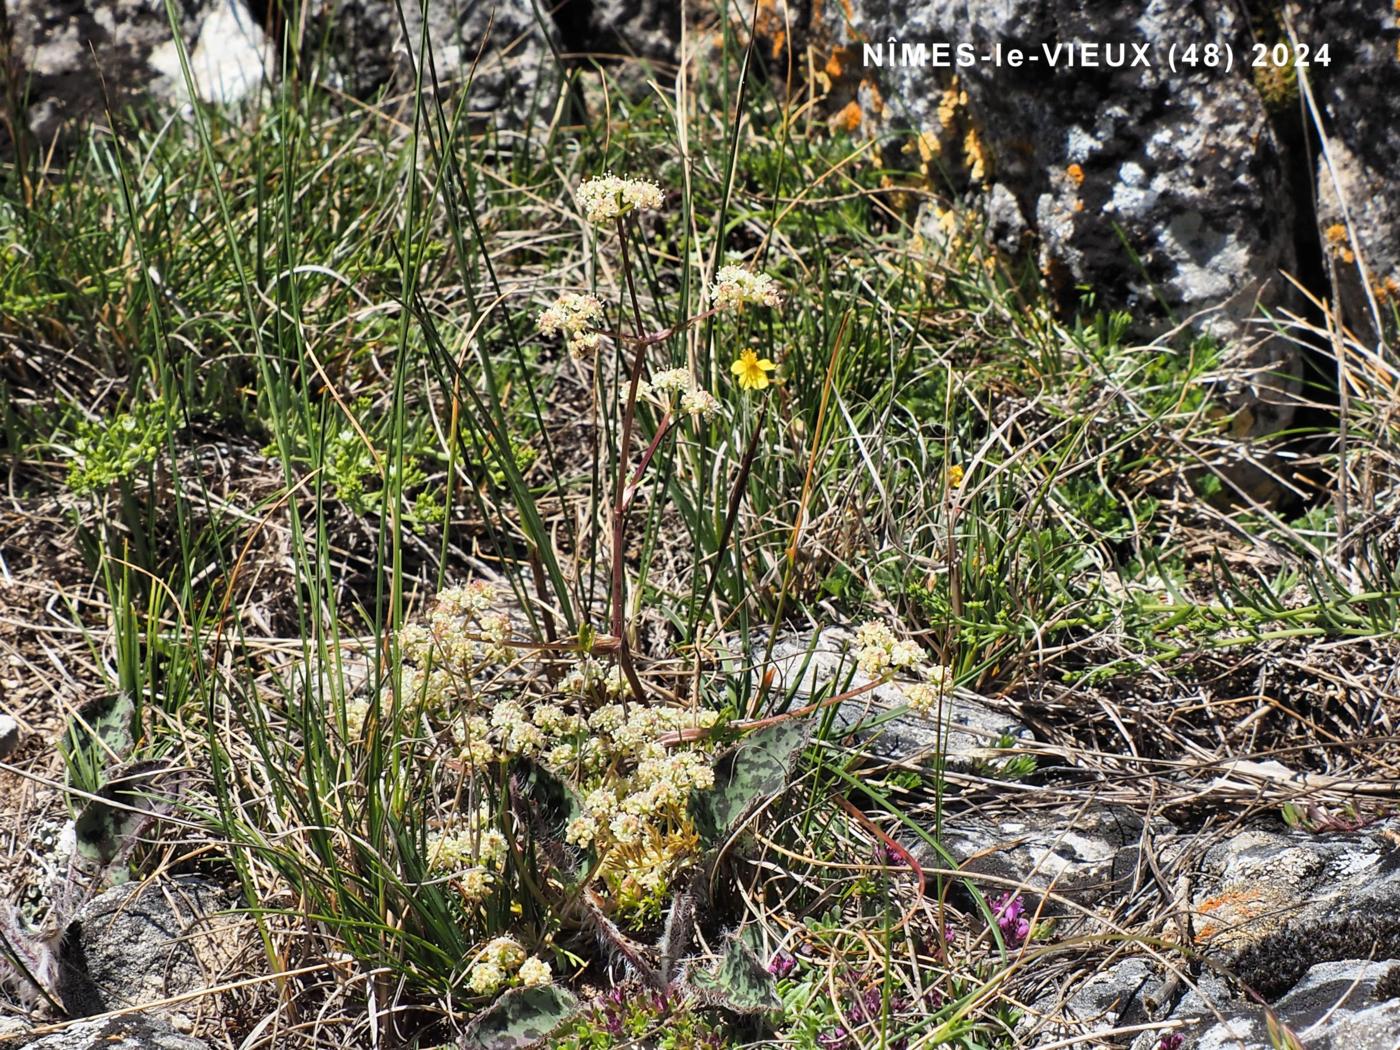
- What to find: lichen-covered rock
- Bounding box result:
[1296,1,1400,346]
[919,805,1173,915]
[554,0,680,64]
[5,0,269,142]
[21,1014,211,1050]
[67,878,244,1028]
[300,0,562,120]
[1022,957,1156,1045]
[1188,821,1400,998]
[1129,960,1400,1050]
[814,1,1305,467]
[762,630,1029,771]
[0,714,19,760]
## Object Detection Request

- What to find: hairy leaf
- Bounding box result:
[460,985,580,1050]
[514,759,590,877]
[690,935,780,1014]
[690,720,811,848]
[0,905,61,1011]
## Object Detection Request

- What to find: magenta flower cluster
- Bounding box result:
[991,892,1031,947]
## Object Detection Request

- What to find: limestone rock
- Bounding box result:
[554,0,680,64]
[300,0,561,121]
[20,1014,210,1050]
[920,805,1173,915]
[1296,1,1400,346]
[1023,957,1156,1045]
[763,631,1029,770]
[67,878,243,1027]
[5,0,269,142]
[1188,821,1400,998]
[1129,960,1400,1050]
[816,0,1305,465]
[0,714,19,760]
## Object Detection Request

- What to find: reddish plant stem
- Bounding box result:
[610,215,653,707]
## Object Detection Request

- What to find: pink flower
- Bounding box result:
[991,892,1031,947]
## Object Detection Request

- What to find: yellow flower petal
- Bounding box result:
[731,350,777,392]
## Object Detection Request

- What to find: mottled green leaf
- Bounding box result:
[60,692,136,795]
[690,720,811,848]
[690,935,780,1014]
[515,759,590,876]
[460,985,580,1050]
[73,759,179,869]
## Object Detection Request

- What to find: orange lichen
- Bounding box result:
[1066,163,1085,187]
[825,47,848,79]
[1193,888,1266,943]
[936,83,965,129]
[914,129,942,162]
[838,100,863,132]
[863,78,885,116]
[963,126,990,182]
[1324,223,1357,263]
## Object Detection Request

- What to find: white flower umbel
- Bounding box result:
[537,293,607,358]
[854,621,925,681]
[576,174,664,225]
[712,265,782,311]
[518,956,552,986]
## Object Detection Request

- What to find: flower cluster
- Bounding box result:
[904,665,952,716]
[991,892,1031,948]
[338,697,372,741]
[560,706,721,851]
[467,937,552,995]
[383,579,737,937]
[814,979,940,1050]
[537,293,606,358]
[396,582,515,711]
[576,174,664,225]
[638,368,721,420]
[766,951,797,978]
[712,265,782,311]
[853,621,925,679]
[426,804,509,902]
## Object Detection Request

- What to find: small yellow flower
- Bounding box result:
[947,463,964,488]
[730,349,777,391]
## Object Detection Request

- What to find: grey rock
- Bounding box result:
[1296,1,1400,346]
[818,1,1304,463]
[764,631,1028,770]
[923,805,1172,915]
[1024,957,1156,1044]
[1187,821,1400,999]
[555,0,679,64]
[1129,960,1400,1050]
[302,0,561,121]
[0,715,19,760]
[21,1014,210,1050]
[68,878,241,1026]
[6,0,269,142]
